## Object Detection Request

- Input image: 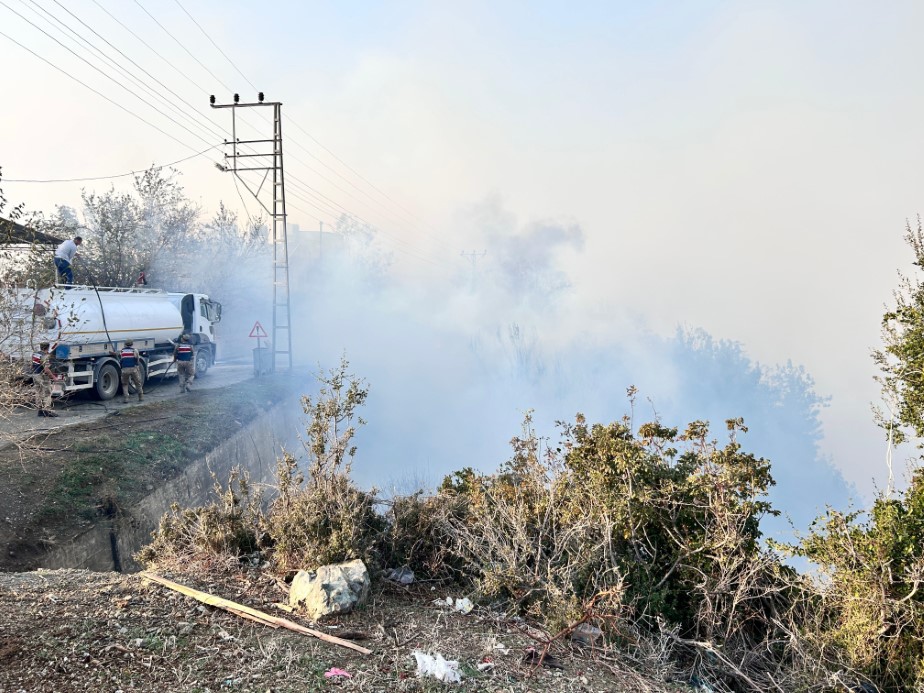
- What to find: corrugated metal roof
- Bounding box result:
[0,217,63,246]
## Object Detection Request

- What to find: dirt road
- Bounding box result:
[1,361,255,446]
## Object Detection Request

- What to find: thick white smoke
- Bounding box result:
[278,197,853,540]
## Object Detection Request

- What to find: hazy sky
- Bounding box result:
[3,1,923,498]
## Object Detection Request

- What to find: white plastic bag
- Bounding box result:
[412,650,462,683]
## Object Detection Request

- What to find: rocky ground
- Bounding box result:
[0,568,686,693]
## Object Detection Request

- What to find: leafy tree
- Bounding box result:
[0,173,57,440]
[133,166,199,277]
[38,167,199,288]
[334,214,392,287]
[787,219,924,691]
[874,217,924,443]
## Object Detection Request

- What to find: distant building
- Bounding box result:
[288,222,344,262]
[0,217,62,249]
[0,217,62,283]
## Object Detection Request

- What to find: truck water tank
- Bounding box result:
[35,287,184,347]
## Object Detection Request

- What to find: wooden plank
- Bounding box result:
[140,572,372,655]
[226,606,280,628]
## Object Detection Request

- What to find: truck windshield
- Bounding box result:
[199,300,222,323]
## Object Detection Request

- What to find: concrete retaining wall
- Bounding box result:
[40,398,301,572]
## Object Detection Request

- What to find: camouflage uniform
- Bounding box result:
[32,351,52,412]
[31,346,57,417]
[119,345,143,403]
[173,340,195,393]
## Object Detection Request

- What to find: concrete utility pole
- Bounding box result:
[461,249,486,290]
[210,93,292,372]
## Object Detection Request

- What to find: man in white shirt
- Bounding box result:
[54,236,82,285]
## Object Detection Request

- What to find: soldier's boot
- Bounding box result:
[138,393,144,401]
[123,397,129,404]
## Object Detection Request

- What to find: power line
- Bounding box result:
[287,117,431,229]
[3,146,219,183]
[133,0,234,94]
[44,0,230,143]
[89,0,220,108]
[56,0,286,229]
[163,0,450,250]
[0,26,211,158]
[26,0,458,270]
[0,0,216,150]
[172,0,257,92]
[231,174,259,228]
[126,0,455,262]
[24,0,226,147]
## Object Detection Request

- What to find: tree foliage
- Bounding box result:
[795,473,924,689]
[787,220,924,691]
[267,357,383,571]
[0,173,60,440]
[874,217,924,443]
[36,167,269,300]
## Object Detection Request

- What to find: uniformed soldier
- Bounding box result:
[119,339,144,404]
[172,334,195,393]
[32,342,59,417]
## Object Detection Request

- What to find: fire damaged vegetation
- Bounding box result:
[139,363,924,692]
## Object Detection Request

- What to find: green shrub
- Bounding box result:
[795,470,924,690]
[266,358,385,572]
[380,491,464,580]
[136,467,265,569]
[267,452,385,572]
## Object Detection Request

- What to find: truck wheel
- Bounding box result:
[127,361,147,395]
[95,362,119,400]
[195,349,210,376]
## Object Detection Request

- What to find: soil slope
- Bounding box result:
[0,376,291,572]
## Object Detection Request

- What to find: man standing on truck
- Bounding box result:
[172,334,195,393]
[32,342,59,417]
[53,236,82,286]
[118,339,144,404]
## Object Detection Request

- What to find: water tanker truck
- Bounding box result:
[7,286,222,400]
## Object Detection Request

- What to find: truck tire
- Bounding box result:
[195,348,210,376]
[95,361,120,400]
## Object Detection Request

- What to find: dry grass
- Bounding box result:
[0,569,690,692]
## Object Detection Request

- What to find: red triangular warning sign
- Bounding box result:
[249,321,268,338]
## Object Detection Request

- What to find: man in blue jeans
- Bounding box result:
[53,236,82,285]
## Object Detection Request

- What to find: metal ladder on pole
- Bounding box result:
[210,93,293,372]
[270,102,292,371]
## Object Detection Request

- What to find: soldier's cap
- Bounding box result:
[39,342,50,350]
[125,339,134,346]
[179,334,189,342]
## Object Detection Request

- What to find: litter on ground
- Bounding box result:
[412,650,463,683]
[323,667,353,679]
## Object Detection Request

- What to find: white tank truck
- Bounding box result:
[6,286,222,400]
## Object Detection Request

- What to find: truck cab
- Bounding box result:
[170,293,222,345]
[168,293,222,374]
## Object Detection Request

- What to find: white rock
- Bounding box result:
[289,559,370,620]
[571,622,603,645]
